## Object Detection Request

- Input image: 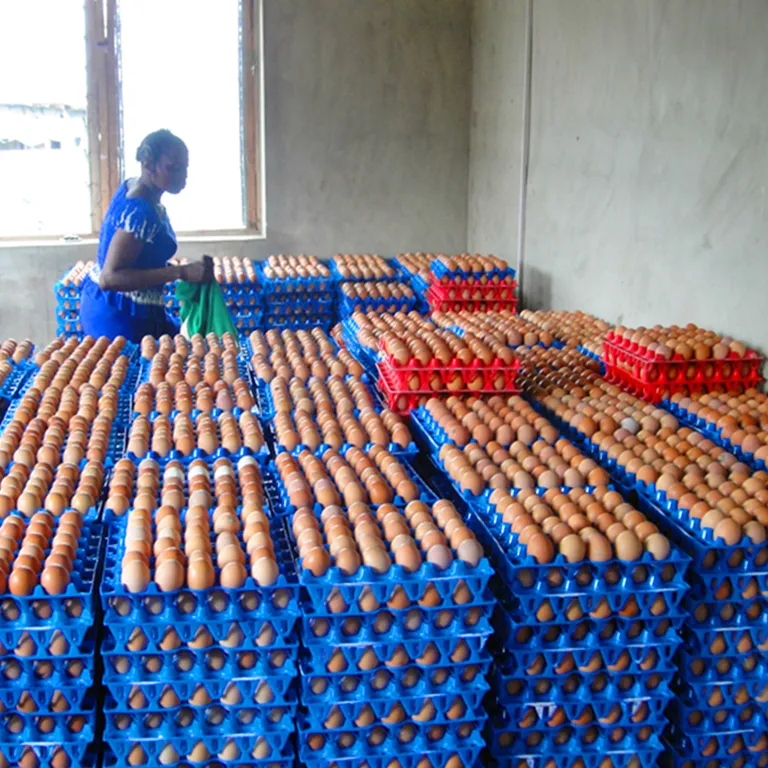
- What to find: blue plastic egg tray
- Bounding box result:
[0,361,36,401]
[102,743,295,768]
[669,693,767,733]
[300,652,492,705]
[339,293,418,318]
[0,518,101,638]
[494,665,673,706]
[664,721,768,760]
[124,408,269,465]
[0,682,92,712]
[0,642,94,690]
[297,711,485,763]
[497,691,671,730]
[329,260,402,285]
[300,628,491,672]
[677,649,767,683]
[107,730,293,763]
[104,613,299,652]
[301,594,495,644]
[682,624,768,657]
[137,354,251,388]
[0,739,95,767]
[301,685,489,731]
[0,697,94,743]
[430,259,516,283]
[101,521,299,626]
[102,635,298,685]
[662,398,768,474]
[105,702,296,741]
[258,264,334,296]
[303,743,483,768]
[672,675,768,712]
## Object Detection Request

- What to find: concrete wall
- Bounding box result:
[1,0,471,345]
[469,0,768,355]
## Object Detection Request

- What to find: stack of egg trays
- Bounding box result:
[340,317,381,376]
[0,515,103,767]
[136,350,251,387]
[99,513,300,768]
[467,491,690,768]
[338,290,418,319]
[259,267,336,332]
[288,518,495,768]
[123,409,271,466]
[635,494,768,766]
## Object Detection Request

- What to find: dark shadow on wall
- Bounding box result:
[521,265,552,312]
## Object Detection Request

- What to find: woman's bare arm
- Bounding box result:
[98,230,181,292]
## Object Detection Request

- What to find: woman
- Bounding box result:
[80,129,211,341]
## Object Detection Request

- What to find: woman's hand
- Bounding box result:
[180,256,213,284]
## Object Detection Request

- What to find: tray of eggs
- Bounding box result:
[300,650,491,707]
[102,691,296,741]
[432,311,558,351]
[259,254,333,292]
[665,719,767,762]
[430,253,516,284]
[267,446,438,521]
[140,332,240,362]
[377,330,520,394]
[0,696,94,746]
[0,633,95,692]
[487,714,663,768]
[0,458,107,524]
[298,711,486,765]
[125,408,267,464]
[330,254,399,283]
[0,511,100,629]
[109,733,295,768]
[101,457,298,621]
[300,593,495,646]
[672,675,768,719]
[267,377,415,457]
[681,623,768,662]
[664,391,768,472]
[339,282,418,315]
[133,378,255,418]
[288,494,491,613]
[248,329,366,388]
[140,347,249,393]
[304,688,487,734]
[0,678,94,715]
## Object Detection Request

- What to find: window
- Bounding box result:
[0,0,263,239]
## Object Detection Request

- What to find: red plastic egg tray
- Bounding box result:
[602,337,764,403]
[427,283,517,314]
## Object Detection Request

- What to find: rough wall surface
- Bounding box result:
[470,0,768,355]
[1,0,471,345]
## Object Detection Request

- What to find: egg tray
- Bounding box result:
[684,596,768,634]
[378,353,521,394]
[102,635,298,685]
[0,739,96,768]
[496,691,672,732]
[0,680,95,715]
[257,263,334,295]
[341,334,381,378]
[429,259,516,282]
[494,664,675,707]
[672,675,768,715]
[664,721,768,761]
[634,494,768,576]
[0,519,102,637]
[489,751,662,768]
[662,399,768,474]
[262,295,335,314]
[0,361,36,401]
[300,686,489,732]
[0,622,96,663]
[299,653,492,705]
[101,524,299,626]
[677,648,768,684]
[660,741,767,768]
[426,296,519,315]
[54,277,84,301]
[492,607,685,656]
[102,746,296,768]
[426,282,517,305]
[103,609,299,652]
[124,406,269,464]
[55,318,84,337]
[261,313,336,333]
[486,713,663,768]
[232,312,265,333]
[136,354,251,390]
[0,640,95,690]
[297,711,485,763]
[668,690,768,733]
[681,624,768,658]
[328,260,402,285]
[683,565,768,605]
[338,293,419,318]
[0,697,94,744]
[104,704,294,752]
[299,627,491,673]
[263,459,438,522]
[104,677,298,715]
[300,593,495,644]
[470,518,688,623]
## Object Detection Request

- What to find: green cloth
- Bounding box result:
[175,280,238,340]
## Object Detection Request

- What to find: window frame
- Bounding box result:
[0,0,264,242]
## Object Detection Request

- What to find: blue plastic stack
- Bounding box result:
[635,495,768,767]
[100,458,300,768]
[54,261,93,337]
[0,513,102,767]
[391,253,434,314]
[338,281,419,319]
[465,489,690,768]
[260,256,335,331]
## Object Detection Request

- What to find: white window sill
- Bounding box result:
[0,230,266,249]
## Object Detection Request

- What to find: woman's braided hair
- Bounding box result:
[136,129,186,167]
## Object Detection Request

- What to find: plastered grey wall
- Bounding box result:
[469,0,768,356]
[1,0,471,345]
